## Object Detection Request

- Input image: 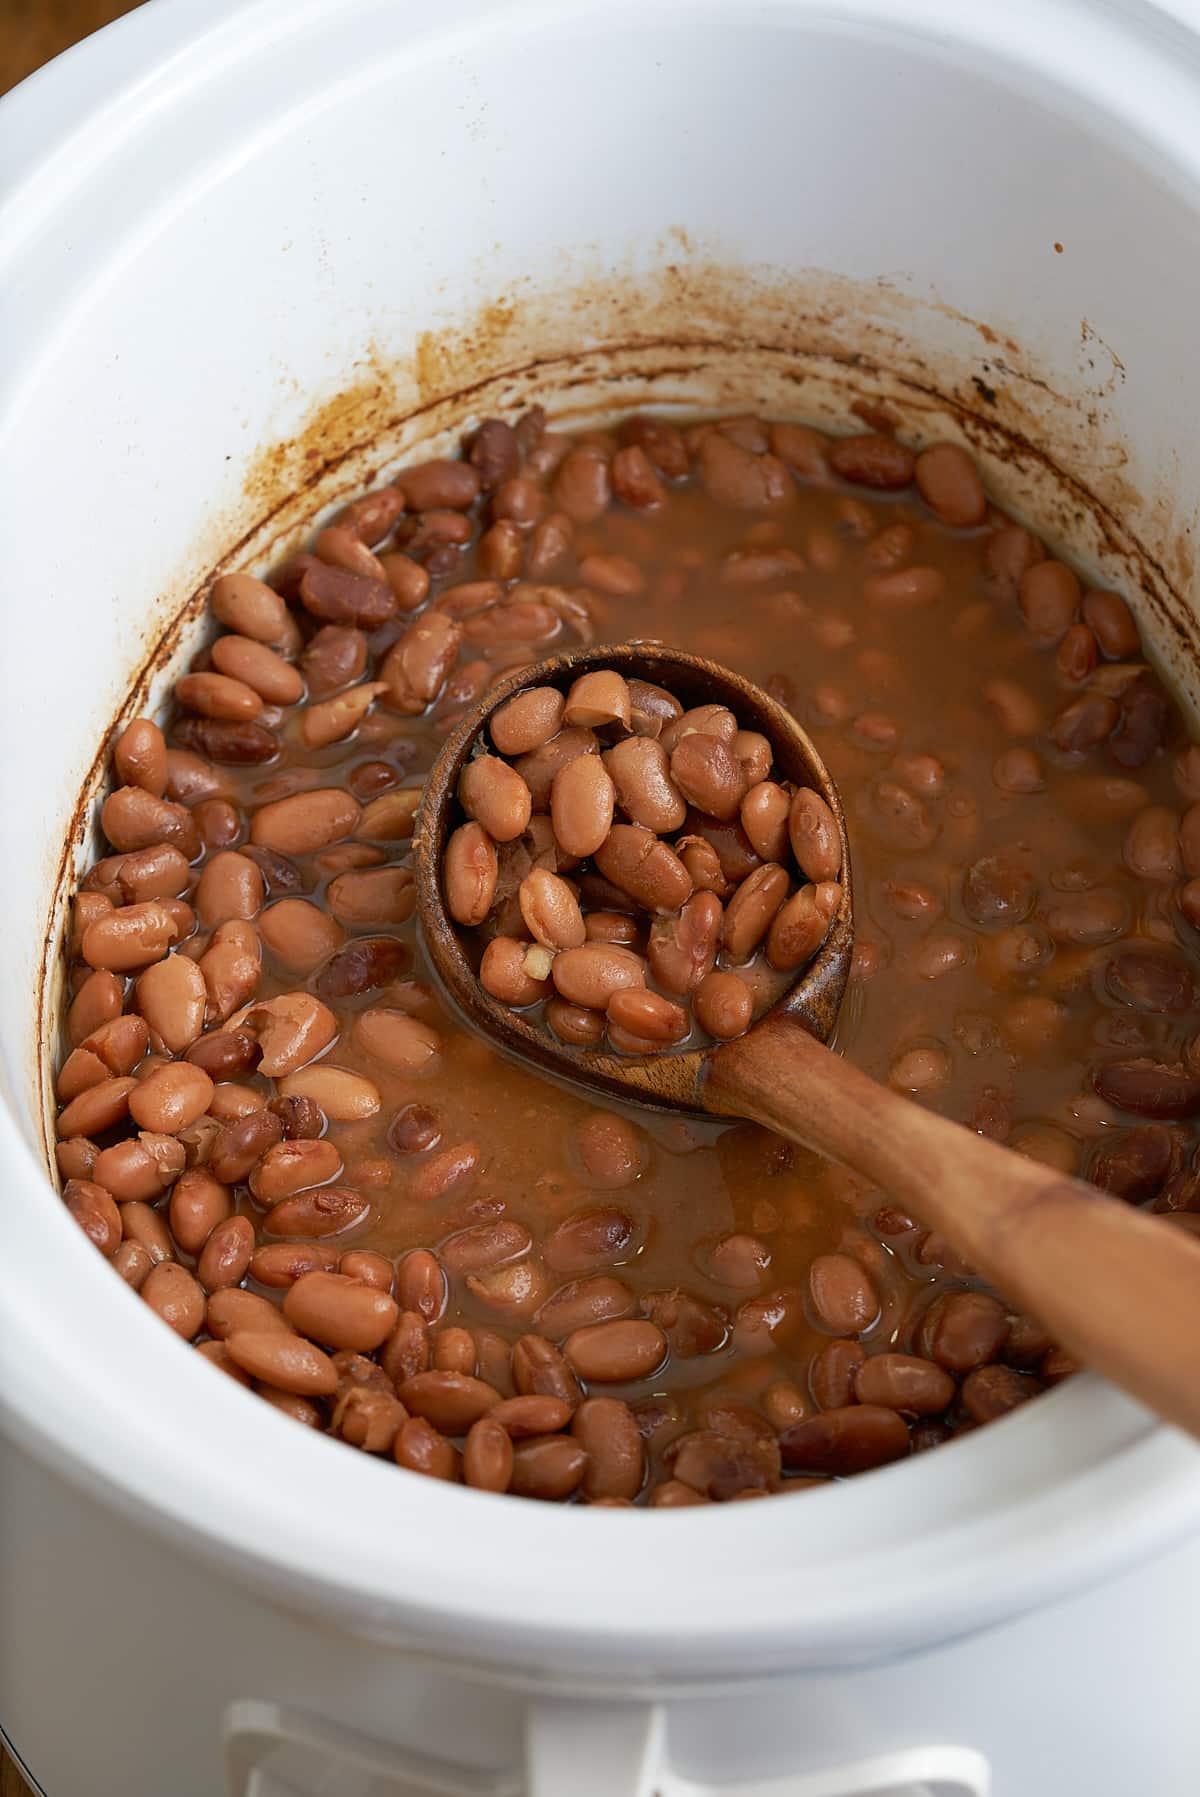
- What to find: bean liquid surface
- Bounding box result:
[55,411,1200,1504]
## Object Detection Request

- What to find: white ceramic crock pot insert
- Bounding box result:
[3,0,1200,1774]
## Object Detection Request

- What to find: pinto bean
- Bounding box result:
[855,1354,954,1415]
[607,988,688,1045]
[63,1179,123,1258]
[667,1429,780,1499]
[1041,891,1129,945]
[119,1199,176,1265]
[282,1271,399,1351]
[112,717,168,797]
[392,1125,474,1197]
[563,1319,666,1382]
[697,432,792,509]
[721,864,790,962]
[1051,692,1120,753]
[137,1259,205,1340]
[459,755,532,844]
[570,1398,644,1500]
[249,1138,342,1205]
[914,442,986,527]
[167,1167,231,1256]
[1089,1125,1174,1204]
[766,884,835,971]
[666,731,744,822]
[1018,561,1079,640]
[690,970,751,1039]
[918,1292,1008,1372]
[1107,949,1197,1014]
[491,687,566,757]
[1093,1058,1200,1119]
[551,944,645,1009]
[208,572,290,644]
[192,1213,254,1293]
[780,1405,909,1475]
[211,635,304,707]
[513,867,582,952]
[92,1134,180,1203]
[505,1436,585,1501]
[81,900,180,973]
[551,753,617,858]
[66,969,124,1048]
[442,821,498,928]
[128,1062,213,1134]
[807,1254,879,1335]
[56,1137,99,1182]
[593,826,691,913]
[208,1108,284,1184]
[252,898,341,975]
[439,1219,532,1279]
[1082,589,1141,658]
[264,1182,370,1239]
[250,788,361,854]
[788,789,842,882]
[646,892,721,997]
[243,990,337,1078]
[1110,674,1171,768]
[275,1065,380,1122]
[738,781,790,862]
[514,727,599,811]
[396,1371,499,1433]
[224,1329,336,1394]
[825,432,912,489]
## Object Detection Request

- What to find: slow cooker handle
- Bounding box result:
[223,1694,991,1796]
[526,1698,991,1796]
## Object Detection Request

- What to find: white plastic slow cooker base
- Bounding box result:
[5,0,1200,1792]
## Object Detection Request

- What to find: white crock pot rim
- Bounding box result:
[4,0,1200,1679]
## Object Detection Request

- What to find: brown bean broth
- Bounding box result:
[60,411,1200,1499]
[261,468,1144,1368]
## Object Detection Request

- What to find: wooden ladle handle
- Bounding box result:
[708,1015,1200,1442]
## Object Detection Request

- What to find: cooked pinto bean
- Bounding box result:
[251,788,362,854]
[780,1406,909,1475]
[444,822,499,927]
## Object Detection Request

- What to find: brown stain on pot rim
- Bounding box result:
[36,255,1200,1161]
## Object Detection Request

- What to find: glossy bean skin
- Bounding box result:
[563,1320,667,1382]
[915,442,987,527]
[459,755,532,843]
[444,823,498,927]
[550,944,645,1010]
[519,868,586,950]
[509,1435,588,1501]
[779,1406,910,1475]
[808,1254,880,1335]
[490,686,565,756]
[788,789,842,883]
[854,1353,954,1415]
[721,864,790,962]
[594,826,692,913]
[283,1271,399,1351]
[142,1262,206,1339]
[572,1397,645,1500]
[551,753,617,858]
[225,1331,338,1395]
[647,892,722,995]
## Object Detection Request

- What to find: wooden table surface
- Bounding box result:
[3,3,147,1788]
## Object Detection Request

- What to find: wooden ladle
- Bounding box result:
[415,643,1200,1442]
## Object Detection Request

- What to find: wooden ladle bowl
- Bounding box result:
[414,642,1200,1445]
[417,643,854,1111]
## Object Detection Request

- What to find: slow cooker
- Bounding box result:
[4,0,1200,1791]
